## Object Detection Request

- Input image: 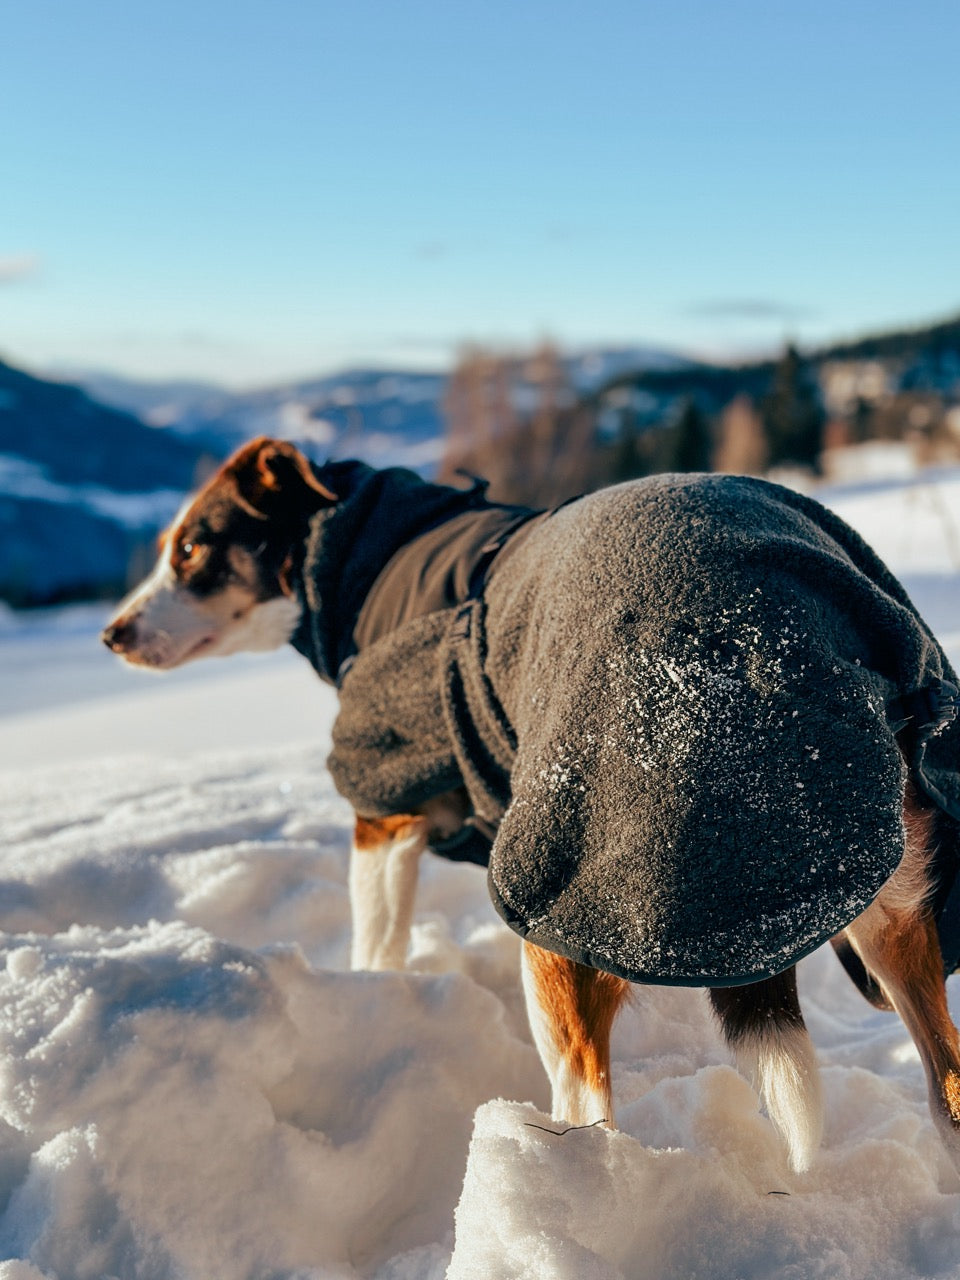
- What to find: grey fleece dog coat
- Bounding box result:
[291,465,960,987]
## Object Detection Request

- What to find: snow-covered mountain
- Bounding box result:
[0,357,209,606]
[3,340,686,604]
[6,346,686,605]
[12,312,958,609]
[66,346,689,470]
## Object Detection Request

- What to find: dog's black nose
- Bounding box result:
[102,618,137,653]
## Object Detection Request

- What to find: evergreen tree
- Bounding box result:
[667,398,712,472]
[761,345,825,470]
[606,404,650,484]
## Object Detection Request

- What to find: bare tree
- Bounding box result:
[440,343,599,507]
[714,395,769,475]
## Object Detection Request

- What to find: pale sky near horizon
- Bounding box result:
[3,0,959,389]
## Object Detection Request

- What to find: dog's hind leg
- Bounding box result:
[842,784,960,1169]
[349,813,429,971]
[710,967,823,1173]
[521,941,629,1128]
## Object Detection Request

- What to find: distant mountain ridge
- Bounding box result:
[811,312,960,364]
[587,311,960,437]
[64,345,690,470]
[3,344,686,606]
[0,357,208,605]
[0,357,203,491]
[5,313,960,606]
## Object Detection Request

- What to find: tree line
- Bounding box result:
[439,342,828,508]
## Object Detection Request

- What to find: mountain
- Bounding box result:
[5,344,687,607]
[0,358,204,491]
[591,312,960,428]
[60,346,690,472]
[10,316,958,608]
[813,312,960,368]
[45,369,226,430]
[0,358,210,606]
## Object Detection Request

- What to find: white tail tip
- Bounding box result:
[738,1023,823,1173]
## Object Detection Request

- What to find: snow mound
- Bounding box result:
[4,733,960,1279]
[0,922,540,1279]
[451,1072,960,1280]
[0,746,544,1279]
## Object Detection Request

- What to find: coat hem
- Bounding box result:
[487,873,877,989]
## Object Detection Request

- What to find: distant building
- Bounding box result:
[819,360,894,416]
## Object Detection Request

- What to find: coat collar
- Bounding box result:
[289,461,509,684]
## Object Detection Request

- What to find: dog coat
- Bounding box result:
[291,466,960,985]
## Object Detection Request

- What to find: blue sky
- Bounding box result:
[3,0,959,387]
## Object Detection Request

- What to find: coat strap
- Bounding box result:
[887,679,960,738]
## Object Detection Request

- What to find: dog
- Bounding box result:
[103,436,960,1175]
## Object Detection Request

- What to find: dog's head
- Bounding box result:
[102,437,336,670]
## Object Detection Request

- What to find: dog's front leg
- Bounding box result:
[521,940,629,1127]
[349,813,429,971]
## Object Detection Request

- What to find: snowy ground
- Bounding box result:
[4,463,960,1279]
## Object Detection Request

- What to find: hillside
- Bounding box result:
[6,313,960,606]
[0,358,203,490]
[594,310,960,421]
[67,347,687,469]
[815,311,960,365]
[0,358,208,605]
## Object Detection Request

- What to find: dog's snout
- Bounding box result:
[102,617,137,653]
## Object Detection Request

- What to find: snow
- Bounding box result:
[4,468,960,1278]
[0,453,183,529]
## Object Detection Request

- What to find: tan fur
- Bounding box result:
[945,1071,960,1126]
[880,777,938,916]
[352,790,472,853]
[227,436,338,512]
[353,814,426,851]
[104,460,308,669]
[522,941,628,1104]
[845,781,960,1145]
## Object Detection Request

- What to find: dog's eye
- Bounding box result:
[177,540,204,569]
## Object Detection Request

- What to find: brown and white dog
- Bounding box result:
[103,436,960,1176]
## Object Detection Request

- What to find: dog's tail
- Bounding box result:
[710,967,823,1173]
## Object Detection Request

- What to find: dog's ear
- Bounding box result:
[226,437,338,519]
